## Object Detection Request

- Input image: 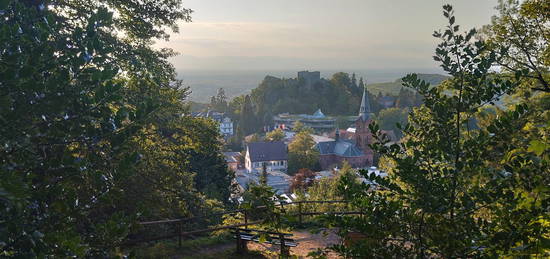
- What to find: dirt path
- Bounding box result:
[173,229,342,258]
[247,229,342,258]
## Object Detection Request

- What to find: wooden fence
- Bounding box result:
[124,200,362,246]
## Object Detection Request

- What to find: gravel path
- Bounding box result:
[247,229,342,258]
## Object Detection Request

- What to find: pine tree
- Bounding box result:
[238,95,256,136]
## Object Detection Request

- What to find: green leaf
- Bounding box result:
[0,0,10,9]
[528,140,547,156]
[258,234,267,243]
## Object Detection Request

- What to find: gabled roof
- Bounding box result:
[247,141,288,162]
[316,139,364,157]
[191,111,226,122]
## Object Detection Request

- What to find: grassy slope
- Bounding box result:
[367,73,450,95]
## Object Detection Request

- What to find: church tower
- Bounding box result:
[355,84,374,164]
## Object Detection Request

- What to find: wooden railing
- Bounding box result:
[124,200,361,246]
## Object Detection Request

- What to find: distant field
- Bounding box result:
[367,73,449,95]
[367,81,405,95]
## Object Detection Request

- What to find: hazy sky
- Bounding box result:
[157,0,498,71]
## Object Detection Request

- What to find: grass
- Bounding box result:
[180,249,268,259]
[129,232,277,258]
[130,234,233,258]
[367,81,405,95]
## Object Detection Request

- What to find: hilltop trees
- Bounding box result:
[249,73,364,121]
[327,4,548,258]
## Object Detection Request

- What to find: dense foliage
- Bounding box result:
[289,168,316,192]
[265,128,285,142]
[0,0,231,256]
[288,131,320,175]
[375,107,409,138]
[325,4,549,258]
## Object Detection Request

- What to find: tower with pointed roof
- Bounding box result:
[358,85,371,121]
[354,84,374,164]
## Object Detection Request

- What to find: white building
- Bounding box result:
[191,111,234,137]
[245,141,288,173]
[220,117,233,136]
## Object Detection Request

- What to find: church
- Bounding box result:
[315,85,375,169]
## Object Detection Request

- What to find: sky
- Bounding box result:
[156,0,499,72]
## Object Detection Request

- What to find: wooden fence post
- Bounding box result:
[235,228,242,254]
[178,222,182,247]
[244,210,248,229]
[279,233,288,257]
[298,202,303,224]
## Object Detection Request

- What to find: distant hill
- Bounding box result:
[367,73,450,95]
[178,70,446,102]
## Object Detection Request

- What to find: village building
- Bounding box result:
[377,95,396,108]
[273,109,335,132]
[223,151,241,171]
[316,85,375,169]
[191,111,234,137]
[235,170,291,195]
[245,141,288,173]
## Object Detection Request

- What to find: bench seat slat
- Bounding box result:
[230,227,298,248]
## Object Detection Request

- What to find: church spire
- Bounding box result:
[358,82,371,121]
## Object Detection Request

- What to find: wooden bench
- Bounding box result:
[230,228,297,256]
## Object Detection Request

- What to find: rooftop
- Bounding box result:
[247,141,288,162]
[316,139,364,157]
[223,152,241,163]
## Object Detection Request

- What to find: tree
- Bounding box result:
[117,113,229,223]
[375,107,409,138]
[289,168,316,192]
[0,0,230,256]
[288,131,319,174]
[260,163,268,185]
[482,0,549,93]
[237,95,257,136]
[209,88,228,112]
[266,128,285,142]
[292,121,313,134]
[335,116,352,129]
[395,88,416,108]
[246,133,263,143]
[325,5,548,258]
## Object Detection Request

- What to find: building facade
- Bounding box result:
[220,116,234,136]
[191,111,234,137]
[297,70,321,87]
[223,151,241,171]
[273,109,335,132]
[245,141,288,173]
